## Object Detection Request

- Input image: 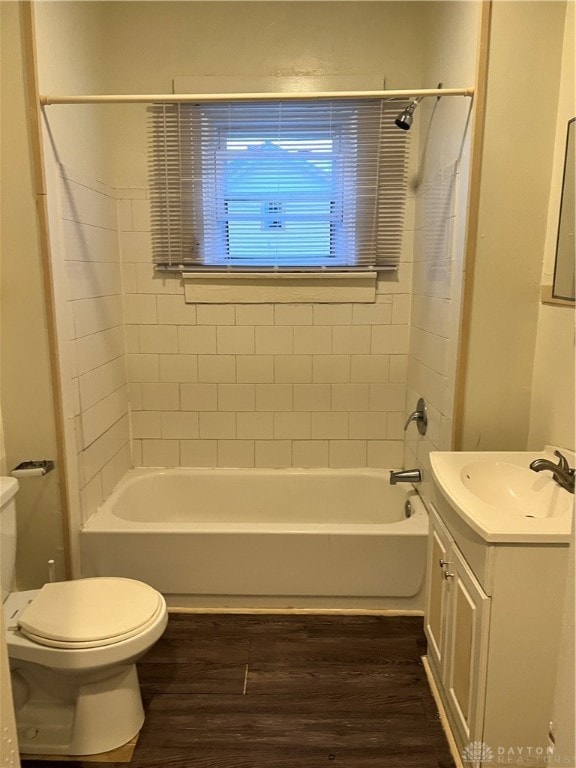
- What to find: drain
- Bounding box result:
[525,515,535,518]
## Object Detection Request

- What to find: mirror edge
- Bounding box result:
[550,116,576,304]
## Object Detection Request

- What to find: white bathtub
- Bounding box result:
[80,468,428,611]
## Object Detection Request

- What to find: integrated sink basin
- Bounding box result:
[430,449,574,542]
[461,461,566,518]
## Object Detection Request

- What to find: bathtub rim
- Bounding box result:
[82,466,428,536]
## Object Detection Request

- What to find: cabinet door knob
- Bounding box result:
[439,559,451,568]
[443,571,454,580]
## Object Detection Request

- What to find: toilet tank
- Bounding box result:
[0,477,19,602]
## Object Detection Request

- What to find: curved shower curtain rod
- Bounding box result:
[40,87,474,106]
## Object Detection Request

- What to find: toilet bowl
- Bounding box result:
[4,578,168,755]
[1,477,168,756]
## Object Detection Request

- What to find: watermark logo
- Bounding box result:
[462,741,495,763]
[461,742,576,764]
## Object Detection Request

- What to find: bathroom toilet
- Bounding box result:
[1,476,168,756]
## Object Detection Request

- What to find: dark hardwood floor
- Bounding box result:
[21,613,455,768]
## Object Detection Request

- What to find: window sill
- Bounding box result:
[182,271,377,304]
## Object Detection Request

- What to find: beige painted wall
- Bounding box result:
[529,5,574,764]
[528,0,575,454]
[0,2,64,588]
[33,1,115,183]
[459,1,566,451]
[0,408,6,477]
[102,1,427,186]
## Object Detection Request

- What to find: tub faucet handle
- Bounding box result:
[404,397,428,436]
[404,411,421,429]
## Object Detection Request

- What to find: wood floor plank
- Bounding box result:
[139,661,247,695]
[144,689,430,719]
[248,636,423,664]
[140,636,250,665]
[71,748,452,768]
[302,615,426,638]
[244,662,427,696]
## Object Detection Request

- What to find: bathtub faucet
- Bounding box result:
[389,468,421,485]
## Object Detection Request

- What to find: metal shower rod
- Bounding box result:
[40,87,474,106]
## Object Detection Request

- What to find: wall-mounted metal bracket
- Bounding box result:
[11,460,55,478]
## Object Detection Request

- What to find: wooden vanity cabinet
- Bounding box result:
[425,489,569,767]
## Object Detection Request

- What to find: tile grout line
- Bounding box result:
[243,663,249,695]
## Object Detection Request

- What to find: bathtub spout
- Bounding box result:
[390,469,421,485]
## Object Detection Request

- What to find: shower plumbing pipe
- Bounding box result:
[39,87,474,106]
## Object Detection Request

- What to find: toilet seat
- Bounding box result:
[17,577,164,649]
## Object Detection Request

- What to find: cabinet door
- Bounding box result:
[444,544,491,750]
[424,507,452,676]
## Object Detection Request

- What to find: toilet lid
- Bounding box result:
[17,578,163,649]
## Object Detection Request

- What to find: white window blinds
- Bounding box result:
[149,99,410,271]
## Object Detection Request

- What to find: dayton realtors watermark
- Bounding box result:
[462,741,576,765]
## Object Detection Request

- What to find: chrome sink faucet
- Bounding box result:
[529,450,575,494]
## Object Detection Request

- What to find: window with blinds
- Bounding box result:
[149,99,410,272]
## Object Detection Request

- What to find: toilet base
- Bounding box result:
[13,663,145,756]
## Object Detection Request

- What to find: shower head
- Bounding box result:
[395,98,422,131]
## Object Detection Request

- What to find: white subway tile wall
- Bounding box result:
[62,166,469,481]
[406,162,463,475]
[60,169,130,524]
[119,189,414,469]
